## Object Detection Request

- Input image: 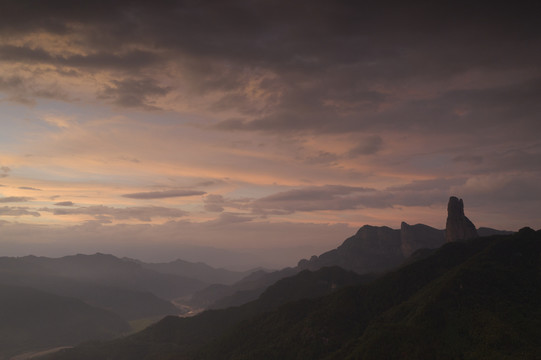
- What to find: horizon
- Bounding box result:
[0,1,540,269]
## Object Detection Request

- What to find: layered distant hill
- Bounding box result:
[48,228,541,360]
[45,266,373,360]
[0,253,207,299]
[135,258,252,285]
[0,284,129,360]
[0,253,252,358]
[0,253,209,321]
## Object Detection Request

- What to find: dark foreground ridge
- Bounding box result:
[47,228,541,360]
[0,285,129,359]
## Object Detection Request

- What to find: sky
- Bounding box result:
[0,0,540,269]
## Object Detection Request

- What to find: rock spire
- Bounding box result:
[445,196,478,242]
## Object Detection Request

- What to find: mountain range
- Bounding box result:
[188,197,510,311]
[46,227,541,359]
[2,196,523,358]
[0,253,258,357]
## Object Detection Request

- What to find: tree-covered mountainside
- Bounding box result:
[48,228,541,360]
[0,285,129,360]
[199,228,541,360]
[189,267,298,309]
[46,266,370,360]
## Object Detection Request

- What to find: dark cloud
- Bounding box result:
[453,155,484,165]
[387,178,467,192]
[252,185,375,214]
[0,45,160,70]
[98,78,171,110]
[0,197,33,203]
[54,201,74,206]
[207,212,256,226]
[471,147,541,175]
[0,206,40,217]
[0,1,538,135]
[303,151,339,166]
[122,189,206,199]
[204,194,225,212]
[348,135,383,157]
[0,75,71,104]
[248,179,472,214]
[40,205,188,222]
[18,187,41,191]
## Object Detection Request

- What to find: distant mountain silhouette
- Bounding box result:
[0,253,207,300]
[45,266,372,360]
[47,229,541,359]
[298,225,405,274]
[190,197,510,310]
[134,258,251,285]
[298,196,509,274]
[0,253,209,321]
[0,284,129,359]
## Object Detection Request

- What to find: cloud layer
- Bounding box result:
[0,1,539,265]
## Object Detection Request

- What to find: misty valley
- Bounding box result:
[0,198,539,359]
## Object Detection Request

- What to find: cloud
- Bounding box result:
[40,205,188,222]
[0,45,161,71]
[0,75,71,104]
[0,0,538,134]
[98,78,171,110]
[453,154,484,165]
[18,187,41,191]
[304,151,339,165]
[387,178,467,192]
[203,194,225,212]
[0,166,10,178]
[0,197,34,203]
[54,201,75,206]
[460,174,541,203]
[207,212,256,226]
[248,178,473,215]
[252,185,375,214]
[122,189,206,200]
[0,206,40,217]
[348,135,383,157]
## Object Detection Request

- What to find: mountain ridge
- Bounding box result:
[46,229,541,359]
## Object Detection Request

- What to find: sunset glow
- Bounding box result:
[0,1,539,268]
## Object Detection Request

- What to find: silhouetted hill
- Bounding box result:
[298,197,492,275]
[136,258,251,285]
[45,266,371,360]
[298,225,404,273]
[0,253,207,300]
[197,229,541,360]
[0,285,129,359]
[187,197,507,311]
[48,229,541,359]
[477,227,513,237]
[0,271,179,321]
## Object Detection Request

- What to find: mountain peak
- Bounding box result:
[445,196,478,242]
